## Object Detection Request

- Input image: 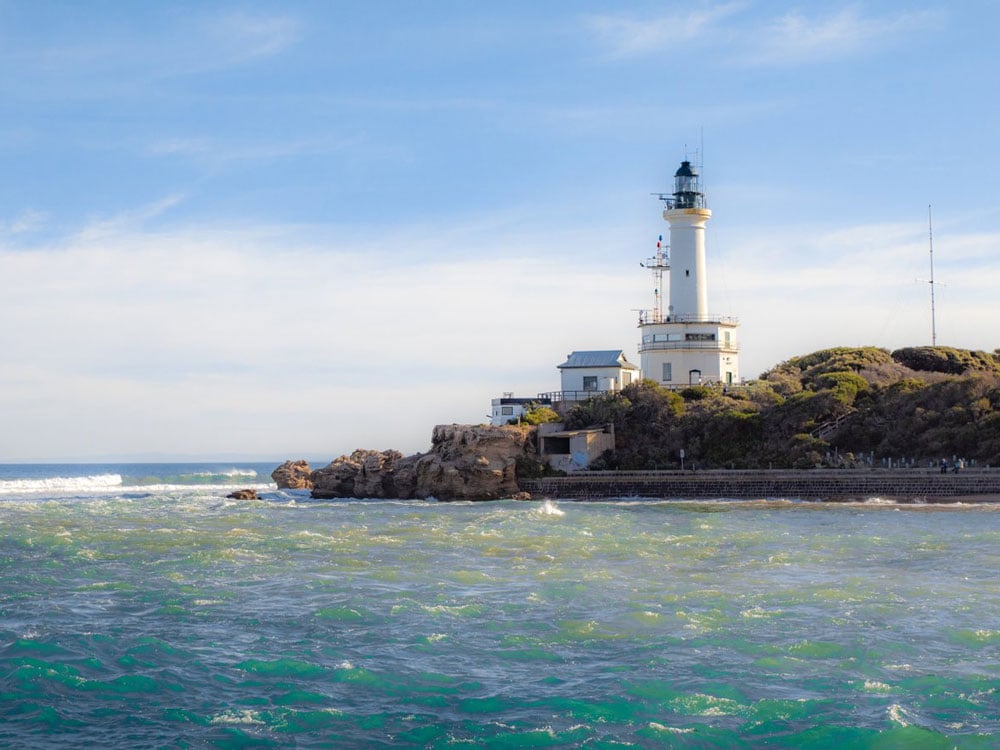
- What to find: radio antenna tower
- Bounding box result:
[639,235,670,323]
[927,205,937,347]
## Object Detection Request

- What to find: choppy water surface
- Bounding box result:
[3,480,1000,747]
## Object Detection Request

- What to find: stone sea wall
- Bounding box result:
[520,469,1000,502]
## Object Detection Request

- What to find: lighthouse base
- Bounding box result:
[639,317,740,387]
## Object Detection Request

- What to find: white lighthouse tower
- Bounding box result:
[638,159,740,386]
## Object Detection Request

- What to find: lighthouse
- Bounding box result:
[638,159,740,386]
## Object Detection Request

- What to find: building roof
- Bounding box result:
[557,350,639,370]
[492,396,552,405]
[540,428,608,438]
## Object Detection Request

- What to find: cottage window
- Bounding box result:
[582,376,598,391]
[501,406,514,416]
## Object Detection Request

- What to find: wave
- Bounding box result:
[0,466,271,497]
[187,469,259,479]
[125,469,260,487]
[0,474,124,495]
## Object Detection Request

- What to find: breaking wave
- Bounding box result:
[0,474,124,495]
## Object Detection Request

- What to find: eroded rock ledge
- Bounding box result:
[271,459,314,490]
[272,424,537,501]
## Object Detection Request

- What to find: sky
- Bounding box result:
[2,1,999,462]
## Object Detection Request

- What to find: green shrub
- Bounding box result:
[519,406,561,425]
[680,385,712,401]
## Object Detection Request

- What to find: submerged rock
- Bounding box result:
[227,489,259,500]
[272,459,314,490]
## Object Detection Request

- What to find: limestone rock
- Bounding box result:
[411,424,534,501]
[272,460,314,490]
[294,424,537,502]
[311,449,404,499]
[227,489,258,500]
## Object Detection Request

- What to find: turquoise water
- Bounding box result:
[2,466,1000,747]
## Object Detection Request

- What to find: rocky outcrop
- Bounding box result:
[412,424,532,500]
[304,424,536,501]
[272,459,314,490]
[311,449,406,499]
[227,489,259,500]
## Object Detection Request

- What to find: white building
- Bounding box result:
[549,350,639,403]
[638,160,740,386]
[489,394,553,426]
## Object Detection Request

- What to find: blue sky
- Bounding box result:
[2,1,998,461]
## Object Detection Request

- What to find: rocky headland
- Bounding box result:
[273,346,1000,501]
[273,424,537,501]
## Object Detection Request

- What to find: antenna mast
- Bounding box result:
[641,235,670,323]
[928,204,937,347]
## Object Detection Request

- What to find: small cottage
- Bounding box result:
[556,350,639,401]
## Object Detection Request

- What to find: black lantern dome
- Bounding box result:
[672,161,705,209]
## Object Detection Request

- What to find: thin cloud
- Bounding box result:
[73,195,186,243]
[584,3,744,58]
[203,11,302,65]
[148,138,213,157]
[146,134,360,169]
[741,6,938,65]
[532,98,791,137]
[583,4,937,66]
[0,9,302,93]
[1,209,48,237]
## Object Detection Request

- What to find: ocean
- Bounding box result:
[2,463,999,748]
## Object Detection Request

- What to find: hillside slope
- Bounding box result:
[564,346,1000,469]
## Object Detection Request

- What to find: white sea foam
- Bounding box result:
[190,468,258,479]
[0,473,273,498]
[0,474,123,495]
[649,722,695,734]
[210,710,264,726]
[887,704,912,726]
[863,680,893,692]
[536,499,564,517]
[864,496,896,505]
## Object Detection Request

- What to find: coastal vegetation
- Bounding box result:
[510,405,561,426]
[565,346,1000,470]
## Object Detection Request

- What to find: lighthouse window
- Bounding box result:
[685,270,690,277]
[662,363,673,382]
[685,333,716,341]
